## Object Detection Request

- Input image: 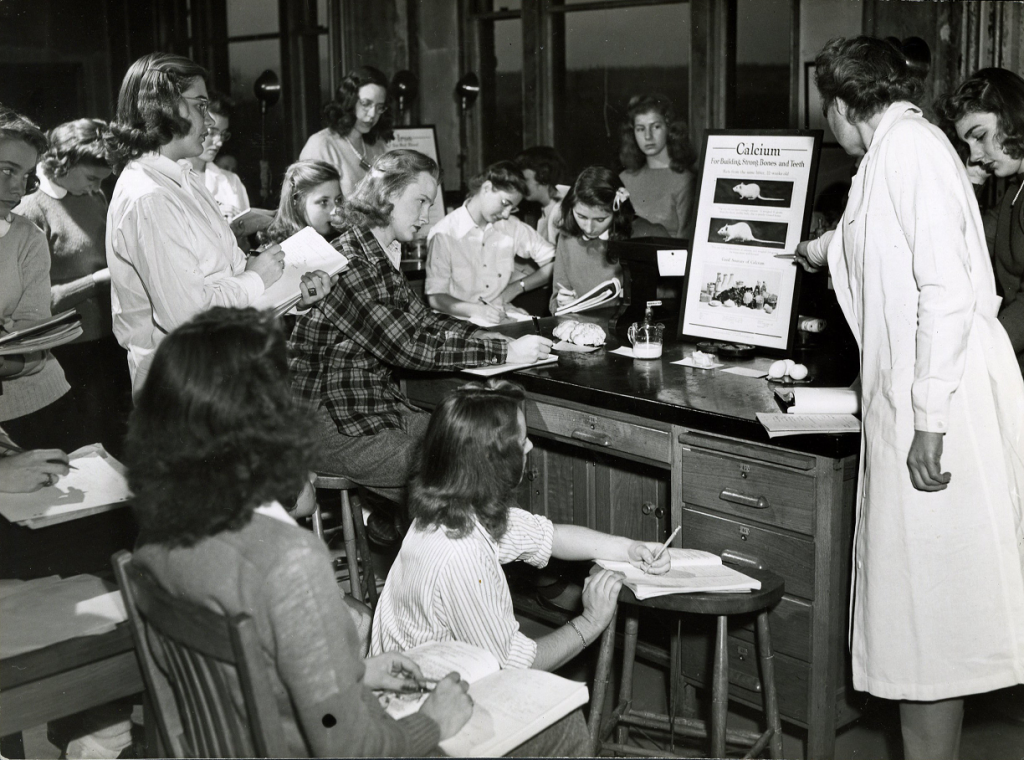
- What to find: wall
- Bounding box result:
[414,0,462,192]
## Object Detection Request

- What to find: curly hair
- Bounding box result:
[261,160,341,245]
[938,68,1024,161]
[813,37,920,123]
[618,94,697,173]
[558,165,636,247]
[107,52,208,169]
[0,105,48,156]
[514,146,568,191]
[125,307,315,548]
[338,148,438,229]
[39,119,111,179]
[467,160,529,197]
[408,379,527,541]
[324,66,394,146]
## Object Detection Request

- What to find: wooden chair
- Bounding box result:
[312,472,378,607]
[588,562,785,759]
[112,550,289,759]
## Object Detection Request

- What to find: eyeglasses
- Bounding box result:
[207,128,231,142]
[356,99,389,115]
[183,96,210,117]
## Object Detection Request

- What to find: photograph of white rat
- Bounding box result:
[709,218,788,247]
[712,177,794,208]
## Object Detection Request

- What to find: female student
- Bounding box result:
[0,106,71,446]
[515,145,570,244]
[105,52,331,396]
[371,379,670,669]
[187,92,249,219]
[549,166,666,315]
[300,67,393,198]
[619,93,697,238]
[126,306,472,757]
[425,161,554,325]
[260,160,343,245]
[289,149,551,546]
[15,118,132,454]
[941,68,1024,373]
[796,37,1024,760]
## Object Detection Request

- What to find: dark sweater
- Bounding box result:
[991,178,1024,371]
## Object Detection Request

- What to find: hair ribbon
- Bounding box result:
[612,187,630,212]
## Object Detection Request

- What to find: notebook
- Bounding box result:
[553,278,623,316]
[597,548,761,599]
[251,227,349,316]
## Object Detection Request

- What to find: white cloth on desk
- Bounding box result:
[828,102,1024,701]
[106,153,264,395]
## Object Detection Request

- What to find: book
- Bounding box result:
[756,412,861,438]
[228,207,274,236]
[0,310,83,355]
[378,640,590,757]
[461,355,558,377]
[0,444,131,528]
[553,278,623,316]
[251,227,349,316]
[596,548,761,599]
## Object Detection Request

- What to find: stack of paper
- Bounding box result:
[554,278,622,316]
[252,227,349,316]
[462,355,558,377]
[0,311,82,355]
[757,386,861,437]
[597,548,761,599]
[0,444,131,528]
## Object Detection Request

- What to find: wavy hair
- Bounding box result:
[619,94,697,173]
[40,119,112,179]
[467,159,528,197]
[814,37,920,123]
[125,307,315,548]
[515,146,568,191]
[261,160,341,245]
[408,379,527,541]
[338,148,438,229]
[107,52,208,169]
[324,66,394,145]
[0,105,48,155]
[938,68,1024,161]
[558,165,636,247]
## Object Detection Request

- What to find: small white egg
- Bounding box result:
[768,360,788,379]
[789,363,809,380]
[784,359,796,374]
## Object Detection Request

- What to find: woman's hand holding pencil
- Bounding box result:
[627,525,680,575]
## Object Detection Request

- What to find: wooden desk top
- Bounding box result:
[408,314,861,458]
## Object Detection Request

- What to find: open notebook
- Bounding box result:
[0,310,83,355]
[554,278,622,316]
[597,548,761,599]
[251,227,349,316]
[378,640,589,757]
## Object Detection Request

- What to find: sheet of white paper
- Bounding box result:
[252,227,348,313]
[721,366,769,378]
[0,575,126,658]
[462,355,558,377]
[0,447,131,525]
[609,346,635,358]
[657,249,689,276]
[673,357,724,370]
[552,340,601,353]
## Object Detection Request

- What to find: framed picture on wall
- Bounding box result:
[388,126,445,231]
[804,63,837,145]
[677,129,823,355]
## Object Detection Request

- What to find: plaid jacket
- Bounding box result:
[288,224,507,436]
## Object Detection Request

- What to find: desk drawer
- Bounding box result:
[526,400,671,463]
[682,508,815,599]
[680,633,810,723]
[682,448,815,535]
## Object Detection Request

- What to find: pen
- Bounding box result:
[773,253,796,259]
[0,439,78,470]
[531,315,541,334]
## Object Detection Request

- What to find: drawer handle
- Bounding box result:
[721,549,766,571]
[571,428,611,446]
[720,489,770,510]
[729,670,762,693]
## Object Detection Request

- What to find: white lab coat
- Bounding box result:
[827,102,1024,701]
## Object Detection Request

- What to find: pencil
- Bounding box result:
[0,439,77,470]
[651,525,682,563]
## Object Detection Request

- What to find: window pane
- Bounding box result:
[226,0,279,38]
[226,39,285,207]
[561,3,691,174]
[487,17,524,167]
[733,0,790,128]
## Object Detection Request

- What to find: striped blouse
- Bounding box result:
[371,508,554,669]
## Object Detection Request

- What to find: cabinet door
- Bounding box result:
[517,439,577,524]
[590,456,669,542]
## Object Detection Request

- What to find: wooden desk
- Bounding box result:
[0,623,143,753]
[405,323,861,760]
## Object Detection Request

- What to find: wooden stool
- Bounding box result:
[589,565,785,759]
[312,473,378,607]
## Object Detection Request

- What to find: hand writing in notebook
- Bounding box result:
[506,334,553,364]
[628,536,674,576]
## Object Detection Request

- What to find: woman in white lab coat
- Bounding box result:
[796,37,1024,760]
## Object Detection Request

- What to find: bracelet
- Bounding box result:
[567,619,589,650]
